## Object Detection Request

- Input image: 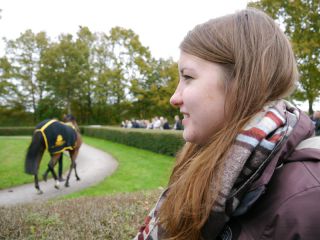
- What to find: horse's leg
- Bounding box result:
[73,133,82,181]
[65,150,79,187]
[65,162,73,188]
[74,161,80,181]
[47,154,60,189]
[72,149,81,181]
[34,174,43,194]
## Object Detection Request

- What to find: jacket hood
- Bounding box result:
[279,110,318,162]
[250,110,319,191]
[233,110,320,217]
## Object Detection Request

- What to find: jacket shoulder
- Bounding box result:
[259,159,320,240]
[260,185,320,239]
[234,160,320,240]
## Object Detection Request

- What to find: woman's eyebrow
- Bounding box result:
[180,67,193,75]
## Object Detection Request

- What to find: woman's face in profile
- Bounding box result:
[170,51,226,145]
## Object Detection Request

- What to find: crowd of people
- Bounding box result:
[120,115,183,130]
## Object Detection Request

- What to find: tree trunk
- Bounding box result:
[308,99,314,115]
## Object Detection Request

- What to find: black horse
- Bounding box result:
[24,115,82,194]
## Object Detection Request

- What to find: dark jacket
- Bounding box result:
[314,119,320,136]
[220,112,320,239]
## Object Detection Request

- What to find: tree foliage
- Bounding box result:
[0,27,179,125]
[3,30,50,121]
[248,0,320,113]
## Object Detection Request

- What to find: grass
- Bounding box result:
[0,136,175,196]
[0,136,177,239]
[0,137,51,189]
[65,136,174,198]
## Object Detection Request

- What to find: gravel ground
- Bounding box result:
[0,143,118,206]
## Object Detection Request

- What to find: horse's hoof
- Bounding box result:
[76,177,80,181]
[65,183,70,187]
[54,180,60,189]
[37,189,43,195]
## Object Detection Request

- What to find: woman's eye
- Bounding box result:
[182,75,193,81]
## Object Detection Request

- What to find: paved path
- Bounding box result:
[0,143,118,206]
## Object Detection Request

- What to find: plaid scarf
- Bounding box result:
[134,100,299,240]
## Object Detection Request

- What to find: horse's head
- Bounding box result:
[63,114,79,132]
[63,114,76,122]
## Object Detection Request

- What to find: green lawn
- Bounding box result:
[0,137,51,189]
[65,136,174,198]
[0,136,175,196]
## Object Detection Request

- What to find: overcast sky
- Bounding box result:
[0,0,250,60]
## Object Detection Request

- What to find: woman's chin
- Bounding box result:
[183,129,196,144]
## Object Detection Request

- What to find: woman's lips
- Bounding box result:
[181,113,190,125]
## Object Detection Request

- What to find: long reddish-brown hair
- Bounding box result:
[159,8,298,240]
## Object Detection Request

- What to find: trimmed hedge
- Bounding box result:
[0,126,185,157]
[0,127,34,136]
[82,126,185,156]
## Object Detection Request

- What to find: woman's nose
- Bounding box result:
[170,88,183,107]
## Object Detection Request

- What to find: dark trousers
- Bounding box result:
[58,154,63,178]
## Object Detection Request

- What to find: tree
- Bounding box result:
[0,57,34,126]
[0,25,180,125]
[4,30,50,120]
[73,26,96,123]
[92,27,155,123]
[248,0,320,113]
[38,33,88,116]
[108,27,153,99]
[0,56,12,102]
[0,56,22,111]
[131,58,179,119]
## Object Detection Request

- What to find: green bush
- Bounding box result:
[0,190,161,240]
[82,126,185,156]
[0,127,34,136]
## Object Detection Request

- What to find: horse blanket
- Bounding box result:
[35,119,77,154]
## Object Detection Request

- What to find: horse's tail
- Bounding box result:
[25,131,45,175]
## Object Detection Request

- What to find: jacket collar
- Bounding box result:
[233,111,318,217]
[249,110,317,191]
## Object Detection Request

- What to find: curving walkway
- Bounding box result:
[0,143,118,206]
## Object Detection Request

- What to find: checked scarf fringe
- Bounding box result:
[134,100,299,240]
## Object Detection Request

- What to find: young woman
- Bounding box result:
[134,8,320,240]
